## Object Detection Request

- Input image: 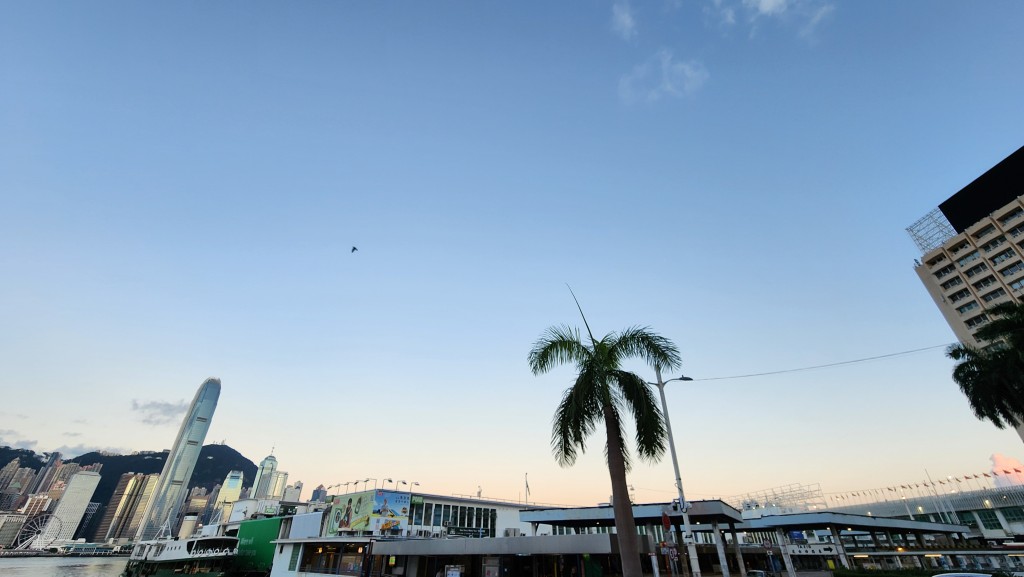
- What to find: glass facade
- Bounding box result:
[135,379,221,540]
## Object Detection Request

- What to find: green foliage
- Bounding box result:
[947,302,1024,429]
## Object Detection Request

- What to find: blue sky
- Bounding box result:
[2,0,1024,506]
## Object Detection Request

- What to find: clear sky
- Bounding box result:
[2,1,1024,508]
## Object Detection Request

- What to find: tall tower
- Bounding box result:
[251,455,278,499]
[134,378,221,541]
[213,470,244,522]
[31,471,101,548]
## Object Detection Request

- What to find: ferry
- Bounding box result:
[121,535,238,577]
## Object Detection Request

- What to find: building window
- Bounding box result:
[999,207,1024,226]
[973,224,997,240]
[927,254,948,267]
[965,263,990,278]
[934,265,956,279]
[991,248,1018,265]
[941,277,964,290]
[981,236,1007,252]
[966,314,990,328]
[973,276,998,290]
[1002,506,1024,523]
[949,241,971,255]
[1011,278,1024,292]
[982,288,1007,302]
[948,289,971,303]
[1008,224,1024,238]
[1001,261,1024,278]
[957,302,980,314]
[956,251,981,267]
[976,509,1003,530]
[432,504,442,527]
[957,511,980,529]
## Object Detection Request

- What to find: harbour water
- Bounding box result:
[0,556,127,577]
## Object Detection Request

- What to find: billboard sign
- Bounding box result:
[326,489,411,535]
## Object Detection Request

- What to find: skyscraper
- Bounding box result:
[134,378,221,541]
[251,454,278,499]
[30,471,101,549]
[27,452,61,495]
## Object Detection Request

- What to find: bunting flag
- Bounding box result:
[888,487,895,492]
[993,471,1001,476]
[984,473,992,477]
[1015,469,1023,474]
[938,480,946,484]
[1004,469,1013,474]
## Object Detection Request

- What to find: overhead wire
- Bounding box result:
[690,343,954,382]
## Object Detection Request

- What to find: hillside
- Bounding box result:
[0,447,46,472]
[69,444,257,512]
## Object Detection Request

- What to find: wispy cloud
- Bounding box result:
[705,0,834,37]
[799,3,835,38]
[612,0,637,40]
[619,49,709,104]
[0,429,38,451]
[63,432,82,437]
[744,0,788,16]
[131,399,188,426]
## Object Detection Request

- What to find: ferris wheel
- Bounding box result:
[14,513,62,550]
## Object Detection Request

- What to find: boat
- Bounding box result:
[121,534,239,577]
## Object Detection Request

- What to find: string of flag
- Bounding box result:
[825,469,1024,502]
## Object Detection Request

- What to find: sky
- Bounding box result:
[2,0,1024,508]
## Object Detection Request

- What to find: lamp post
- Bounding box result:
[654,366,702,577]
[364,478,379,490]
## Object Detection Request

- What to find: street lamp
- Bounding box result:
[654,366,702,577]
[364,478,379,490]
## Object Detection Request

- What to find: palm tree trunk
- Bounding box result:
[604,403,643,577]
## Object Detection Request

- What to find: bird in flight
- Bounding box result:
[351,246,358,253]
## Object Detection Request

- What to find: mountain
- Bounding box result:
[69,444,258,513]
[0,447,46,472]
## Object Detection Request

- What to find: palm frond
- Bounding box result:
[613,370,666,463]
[528,325,591,374]
[948,342,1024,429]
[609,326,682,372]
[566,284,598,346]
[551,366,603,466]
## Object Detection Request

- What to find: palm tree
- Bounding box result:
[947,302,1024,429]
[529,311,681,577]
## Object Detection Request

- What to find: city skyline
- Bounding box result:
[2,1,1024,508]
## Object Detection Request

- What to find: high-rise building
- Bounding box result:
[909,146,1024,344]
[269,471,289,499]
[310,484,327,503]
[134,378,221,541]
[282,481,302,502]
[27,452,61,495]
[251,454,278,499]
[18,494,52,517]
[93,473,146,542]
[0,458,21,492]
[74,502,101,540]
[122,474,160,541]
[908,145,1024,439]
[30,471,101,549]
[0,513,26,548]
